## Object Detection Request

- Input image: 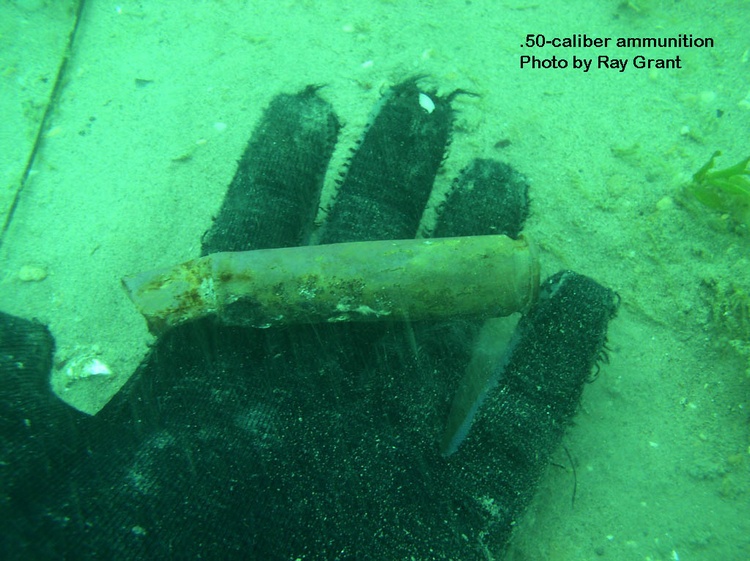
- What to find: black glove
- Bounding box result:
[0,79,618,560]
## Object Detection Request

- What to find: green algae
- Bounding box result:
[682,151,750,232]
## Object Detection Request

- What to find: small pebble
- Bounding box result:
[17,265,48,282]
[655,196,675,211]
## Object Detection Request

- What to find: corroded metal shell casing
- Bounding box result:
[122,235,539,335]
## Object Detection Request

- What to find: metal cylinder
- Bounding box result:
[122,235,539,335]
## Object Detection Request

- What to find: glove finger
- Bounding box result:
[319,77,455,244]
[444,271,618,553]
[433,157,530,239]
[201,86,339,254]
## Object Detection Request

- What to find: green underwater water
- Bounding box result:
[1,0,748,559]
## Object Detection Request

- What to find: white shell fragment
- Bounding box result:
[83,358,112,376]
[418,92,435,114]
[64,355,113,380]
